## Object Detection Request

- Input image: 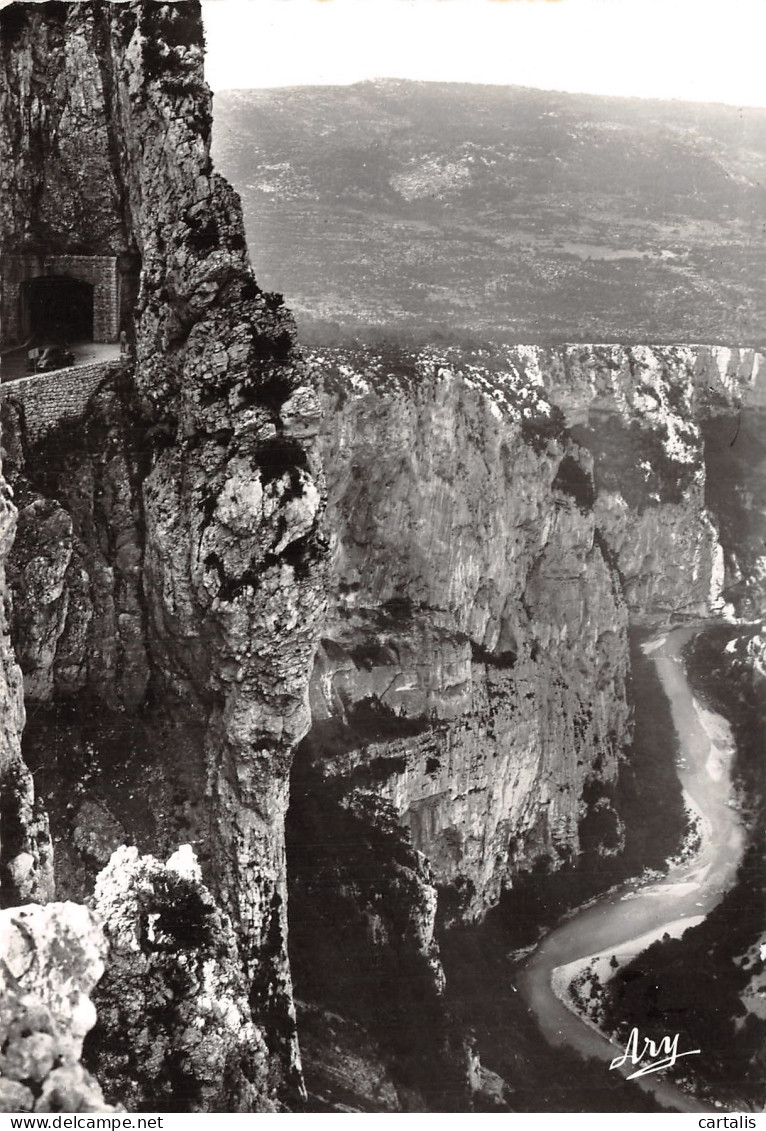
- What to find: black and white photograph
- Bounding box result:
[0,0,765,1116]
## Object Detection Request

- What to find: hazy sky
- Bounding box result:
[201,0,766,107]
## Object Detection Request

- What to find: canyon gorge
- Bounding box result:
[0,0,764,1114]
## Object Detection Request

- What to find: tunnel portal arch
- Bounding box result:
[1,254,126,346]
[21,275,95,343]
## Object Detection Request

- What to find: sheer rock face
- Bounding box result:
[534,342,766,617]
[0,3,132,256]
[0,447,52,906]
[6,389,151,710]
[1,1,327,1101]
[304,348,631,916]
[302,343,739,916]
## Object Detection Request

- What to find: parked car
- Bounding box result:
[34,345,75,372]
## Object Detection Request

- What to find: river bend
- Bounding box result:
[517,625,745,1113]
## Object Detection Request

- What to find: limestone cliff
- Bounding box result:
[296,341,751,922]
[1,0,326,1105]
[0,466,53,907]
[529,342,766,617]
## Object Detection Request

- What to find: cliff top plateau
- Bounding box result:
[212,80,766,348]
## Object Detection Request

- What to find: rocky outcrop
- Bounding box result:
[86,845,275,1112]
[0,901,112,1113]
[1,0,327,1103]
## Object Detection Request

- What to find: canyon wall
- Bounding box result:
[0,461,52,907]
[534,342,766,617]
[1,0,326,1105]
[298,342,762,920]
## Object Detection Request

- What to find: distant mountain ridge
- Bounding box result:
[211,79,766,347]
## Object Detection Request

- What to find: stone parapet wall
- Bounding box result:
[0,361,120,443]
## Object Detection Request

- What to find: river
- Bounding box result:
[516,625,746,1113]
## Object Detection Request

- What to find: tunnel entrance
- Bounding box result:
[22,275,94,343]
